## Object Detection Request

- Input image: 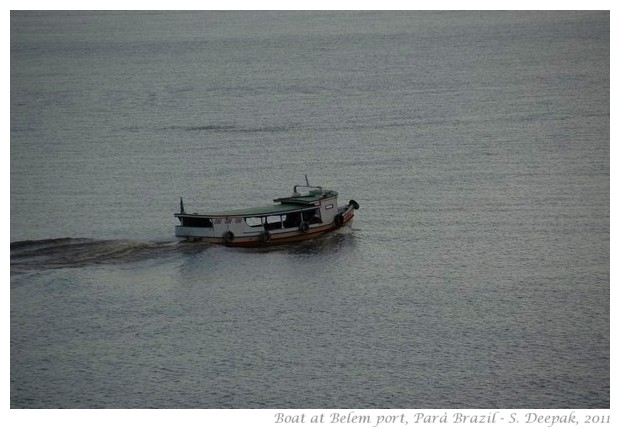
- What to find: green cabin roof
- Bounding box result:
[203,203,309,217]
[182,189,338,218]
[274,189,338,205]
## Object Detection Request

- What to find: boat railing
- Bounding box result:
[293,184,323,194]
[293,175,323,195]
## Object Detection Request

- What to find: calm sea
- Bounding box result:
[10,11,609,408]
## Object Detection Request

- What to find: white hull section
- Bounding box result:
[175,204,355,247]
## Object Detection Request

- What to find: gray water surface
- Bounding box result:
[11,11,609,408]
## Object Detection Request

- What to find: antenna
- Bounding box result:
[304,174,310,187]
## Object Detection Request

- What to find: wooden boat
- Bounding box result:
[174,178,358,246]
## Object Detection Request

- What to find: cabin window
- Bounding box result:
[302,209,322,225]
[245,215,284,230]
[282,212,301,228]
[245,217,263,227]
[281,209,322,228]
[265,215,283,230]
[181,217,213,228]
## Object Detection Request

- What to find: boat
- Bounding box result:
[174,178,359,246]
